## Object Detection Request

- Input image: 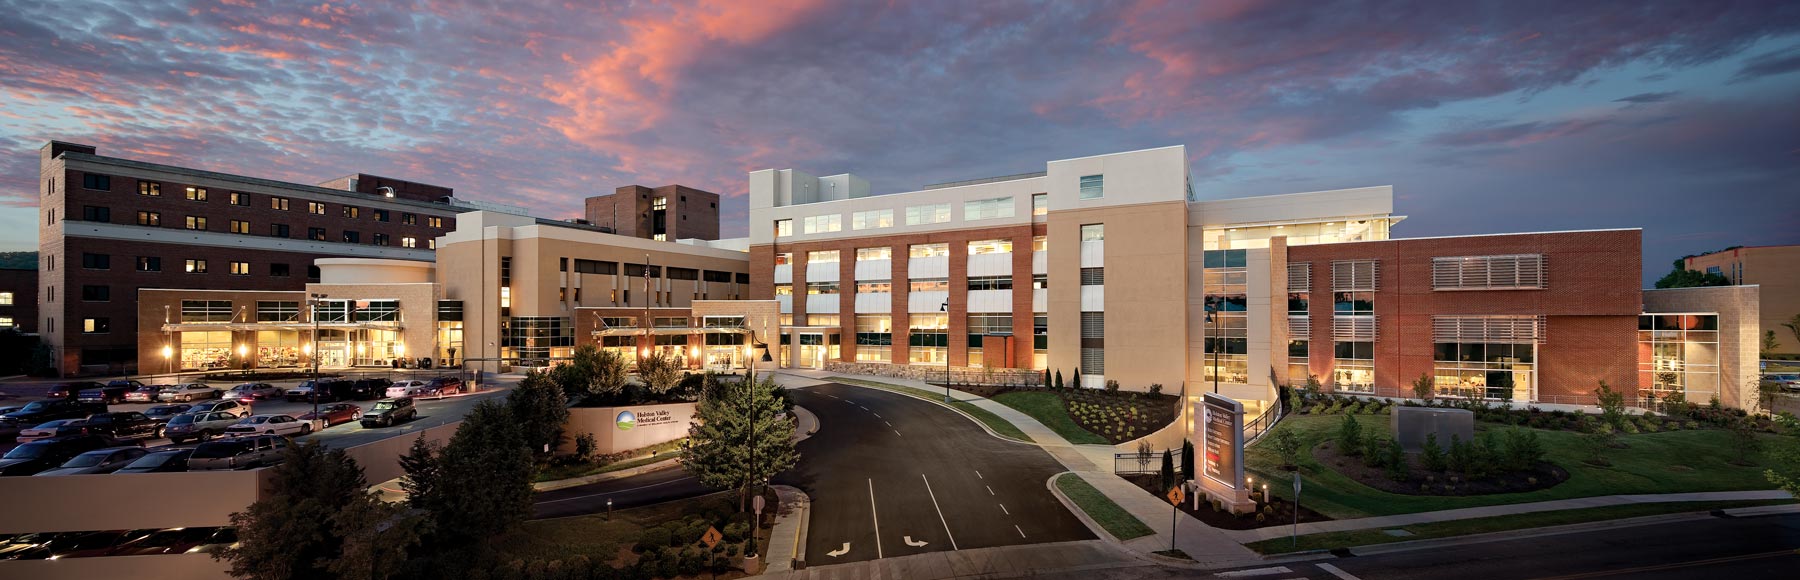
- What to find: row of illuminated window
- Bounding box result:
[776,188,1100,238]
[176,299,400,324]
[75,253,311,278]
[774,235,1074,267]
[76,207,434,248]
[775,274,1050,296]
[76,174,447,227]
[556,258,748,284]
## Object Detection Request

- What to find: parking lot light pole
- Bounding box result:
[941,300,950,402]
[308,293,330,431]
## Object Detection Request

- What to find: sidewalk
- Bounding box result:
[777,369,1260,567]
[764,485,812,573]
[1222,489,1796,543]
[531,456,682,492]
[761,539,1146,580]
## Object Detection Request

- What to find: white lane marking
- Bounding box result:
[868,479,884,559]
[975,470,983,479]
[894,429,902,437]
[1015,525,1026,538]
[999,504,1009,515]
[873,412,881,418]
[532,476,695,505]
[985,485,994,496]
[827,543,851,557]
[920,474,960,550]
[858,405,869,411]
[903,536,929,547]
[1214,567,1293,578]
[885,420,893,427]
[1317,563,1362,580]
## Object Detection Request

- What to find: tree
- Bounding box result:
[508,370,570,457]
[555,344,629,400]
[425,400,535,544]
[217,441,420,580]
[1073,367,1082,388]
[1595,381,1626,429]
[1159,449,1175,492]
[1136,440,1153,473]
[1764,330,1784,358]
[1043,369,1051,389]
[1337,414,1363,456]
[1764,435,1800,498]
[1411,372,1433,400]
[1384,438,1408,481]
[398,435,440,510]
[1420,433,1446,472]
[1784,313,1800,353]
[1181,439,1196,481]
[1729,418,1764,466]
[1269,426,1304,470]
[1578,425,1616,467]
[1054,370,1064,390]
[1654,258,1731,289]
[680,377,799,512]
[638,351,686,395]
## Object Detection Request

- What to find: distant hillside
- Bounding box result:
[0,252,38,270]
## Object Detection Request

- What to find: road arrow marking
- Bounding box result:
[827,543,851,557]
[904,536,928,547]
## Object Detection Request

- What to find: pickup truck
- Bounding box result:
[188,435,290,471]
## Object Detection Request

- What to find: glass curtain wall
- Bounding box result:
[1203,250,1249,383]
[1639,314,1720,404]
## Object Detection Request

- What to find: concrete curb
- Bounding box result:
[785,372,1037,446]
[791,405,820,443]
[531,456,682,492]
[1045,471,1184,568]
[1347,511,1719,556]
[764,485,811,573]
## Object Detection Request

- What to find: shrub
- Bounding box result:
[1384,438,1408,481]
[1686,420,1701,430]
[635,526,672,552]
[1337,415,1363,457]
[1621,421,1640,434]
[1105,379,1121,392]
[1596,381,1627,430]
[1501,428,1544,472]
[1412,372,1434,400]
[1149,383,1163,397]
[1361,429,1386,468]
[1447,434,1472,473]
[1420,433,1447,472]
[1579,424,1616,466]
[1270,426,1305,470]
[575,433,597,463]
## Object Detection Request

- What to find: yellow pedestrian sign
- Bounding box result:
[1166,485,1184,506]
[701,526,723,549]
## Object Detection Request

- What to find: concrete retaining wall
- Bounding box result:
[0,553,231,579]
[560,402,697,455]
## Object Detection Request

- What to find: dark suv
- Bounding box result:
[0,435,110,476]
[79,411,163,441]
[286,379,357,403]
[46,382,105,400]
[352,378,393,400]
[188,435,289,471]
[78,380,142,404]
[359,397,416,428]
[0,399,108,433]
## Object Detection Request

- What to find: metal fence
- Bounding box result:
[1114,451,1185,475]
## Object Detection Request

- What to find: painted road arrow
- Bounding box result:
[827,542,851,557]
[903,536,929,547]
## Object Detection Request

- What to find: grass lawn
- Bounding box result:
[1247,414,1799,519]
[826,376,1033,442]
[992,391,1110,445]
[492,491,738,563]
[534,438,688,483]
[1245,499,1794,554]
[1055,473,1156,541]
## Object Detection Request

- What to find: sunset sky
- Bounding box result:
[2,0,1796,284]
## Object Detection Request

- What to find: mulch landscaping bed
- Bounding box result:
[1123,474,1332,530]
[1313,440,1568,496]
[941,383,1180,444]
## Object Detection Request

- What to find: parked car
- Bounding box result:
[77,385,133,405]
[188,435,289,471]
[299,403,362,427]
[158,383,220,402]
[114,449,194,474]
[0,435,110,476]
[286,379,354,402]
[386,380,429,398]
[424,376,465,396]
[80,411,163,441]
[352,378,392,400]
[164,411,242,444]
[359,397,416,428]
[34,529,155,559]
[123,385,166,403]
[34,447,150,476]
[224,414,311,438]
[104,526,217,556]
[1763,373,1800,392]
[184,399,245,417]
[141,404,193,425]
[15,419,91,444]
[45,382,105,399]
[225,383,281,402]
[0,399,107,433]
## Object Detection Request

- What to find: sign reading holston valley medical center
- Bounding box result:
[616,408,678,431]
[563,402,698,455]
[1201,393,1245,490]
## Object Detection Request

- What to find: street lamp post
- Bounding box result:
[743,326,771,513]
[940,300,950,402]
[1207,304,1220,394]
[307,293,330,430]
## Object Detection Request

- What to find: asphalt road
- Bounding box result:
[777,382,1094,566]
[1197,510,1800,580]
[531,466,715,519]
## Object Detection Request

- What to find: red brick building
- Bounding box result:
[585,184,722,241]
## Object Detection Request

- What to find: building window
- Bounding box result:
[855,280,891,294]
[967,313,1012,353]
[137,211,160,226]
[83,174,112,190]
[773,284,792,297]
[229,191,250,206]
[1080,224,1104,241]
[908,313,949,364]
[1639,314,1720,406]
[775,219,793,237]
[402,237,417,248]
[855,247,891,261]
[1081,312,1104,375]
[82,253,110,270]
[229,261,251,275]
[307,265,321,280]
[1078,174,1104,199]
[963,197,1015,221]
[1033,235,1047,252]
[271,196,290,211]
[186,259,208,273]
[308,227,326,241]
[803,314,839,327]
[909,278,950,293]
[428,239,436,249]
[308,202,326,215]
[0,292,10,305]
[374,209,390,222]
[186,187,207,201]
[256,301,301,323]
[342,205,360,218]
[185,216,207,230]
[135,180,158,196]
[81,285,110,301]
[572,259,616,275]
[0,317,11,328]
[230,220,251,234]
[343,231,360,244]
[1079,268,1104,285]
[271,224,290,238]
[270,263,290,277]
[1034,274,1048,289]
[1033,312,1048,369]
[905,203,952,225]
[909,243,949,258]
[81,205,109,222]
[801,214,842,234]
[82,318,110,334]
[852,209,894,230]
[1432,255,1547,291]
[805,281,839,295]
[428,216,443,228]
[855,314,892,362]
[1331,260,1379,292]
[1032,194,1048,216]
[373,233,389,246]
[1333,341,1374,393]
[136,256,161,272]
[402,213,416,225]
[806,250,839,263]
[967,239,1012,255]
[968,276,1013,291]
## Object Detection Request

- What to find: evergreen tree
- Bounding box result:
[681,377,799,512]
[1043,369,1051,389]
[507,370,570,457]
[1180,439,1196,481]
[1054,370,1064,390]
[1159,449,1175,492]
[398,434,439,510]
[428,400,535,544]
[217,442,420,580]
